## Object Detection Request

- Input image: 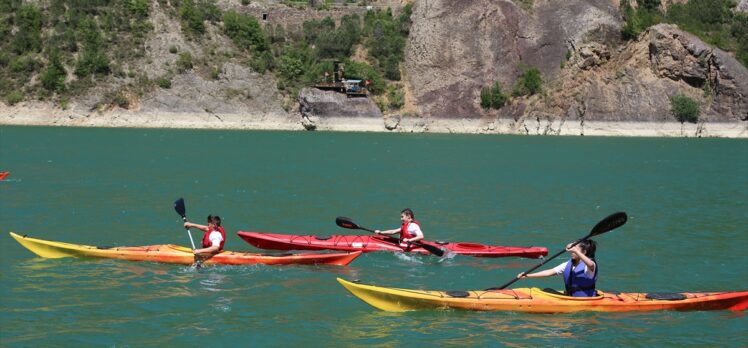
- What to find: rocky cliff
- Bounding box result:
[404,0,623,118]
[516,24,748,129]
[2,0,746,136]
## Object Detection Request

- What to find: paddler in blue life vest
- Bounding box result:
[374,208,424,249]
[184,214,226,256]
[516,240,598,297]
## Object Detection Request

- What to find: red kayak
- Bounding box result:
[0,171,9,180]
[237,231,548,258]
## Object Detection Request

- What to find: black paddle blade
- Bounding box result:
[416,242,445,257]
[589,211,628,237]
[174,198,186,218]
[336,216,359,230]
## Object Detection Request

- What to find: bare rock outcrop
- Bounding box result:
[298,88,383,130]
[404,0,622,118]
[524,24,748,125]
[737,0,748,13]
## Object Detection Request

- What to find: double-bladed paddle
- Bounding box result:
[173,198,202,267]
[486,211,628,291]
[335,216,445,257]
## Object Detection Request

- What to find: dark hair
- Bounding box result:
[207,215,222,226]
[400,208,414,219]
[579,239,596,258]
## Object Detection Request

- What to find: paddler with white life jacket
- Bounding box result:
[374,208,424,250]
[516,239,598,297]
[183,214,226,257]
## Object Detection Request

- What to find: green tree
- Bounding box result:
[223,10,269,52]
[12,5,43,54]
[180,0,205,35]
[126,0,149,19]
[639,0,661,11]
[512,67,542,96]
[670,94,700,123]
[41,49,67,92]
[480,82,507,109]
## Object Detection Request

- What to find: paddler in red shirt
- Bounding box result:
[184,214,226,256]
[374,208,424,248]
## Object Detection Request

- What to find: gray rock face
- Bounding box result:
[526,24,748,122]
[140,63,287,116]
[404,0,622,118]
[298,88,383,128]
[737,0,748,13]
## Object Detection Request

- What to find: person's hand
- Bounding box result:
[193,249,201,256]
[566,243,582,255]
[517,272,527,279]
[374,230,380,234]
[183,222,191,229]
[402,238,410,243]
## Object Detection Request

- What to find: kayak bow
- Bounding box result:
[9,232,361,266]
[337,278,748,313]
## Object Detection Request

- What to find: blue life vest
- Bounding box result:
[563,258,598,297]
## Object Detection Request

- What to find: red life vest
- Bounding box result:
[400,220,420,240]
[202,226,226,251]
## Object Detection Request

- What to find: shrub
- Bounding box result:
[169,46,178,54]
[176,52,193,73]
[512,67,542,97]
[126,0,150,19]
[41,50,67,93]
[670,94,700,123]
[621,0,663,40]
[223,10,269,52]
[387,86,404,110]
[112,92,129,108]
[344,60,385,94]
[481,82,507,109]
[250,50,274,73]
[12,5,43,54]
[75,50,111,77]
[180,0,205,35]
[156,77,172,89]
[6,91,24,105]
[383,56,401,80]
[10,56,39,74]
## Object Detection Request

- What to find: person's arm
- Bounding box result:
[517,262,566,279]
[184,222,209,232]
[193,244,220,255]
[517,268,558,279]
[375,228,400,235]
[568,244,596,274]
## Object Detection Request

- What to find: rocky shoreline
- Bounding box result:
[2,105,745,138]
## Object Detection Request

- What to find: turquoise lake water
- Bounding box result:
[1,126,746,346]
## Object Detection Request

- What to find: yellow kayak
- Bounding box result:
[9,232,361,266]
[337,278,748,313]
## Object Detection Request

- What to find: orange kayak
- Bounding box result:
[337,278,748,312]
[9,232,361,266]
[0,171,9,180]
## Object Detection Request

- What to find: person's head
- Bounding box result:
[577,239,596,259]
[207,215,222,228]
[400,208,414,223]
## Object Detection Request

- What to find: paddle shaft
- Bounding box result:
[490,236,591,290]
[344,221,444,257]
[181,216,197,250]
